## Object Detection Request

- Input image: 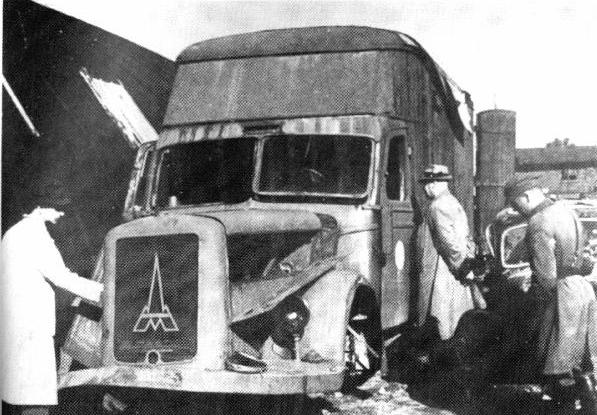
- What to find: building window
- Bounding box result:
[561,169,578,181]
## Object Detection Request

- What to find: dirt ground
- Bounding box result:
[59,370,589,415]
[58,373,458,415]
[313,372,456,415]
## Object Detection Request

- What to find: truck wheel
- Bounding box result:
[342,288,382,390]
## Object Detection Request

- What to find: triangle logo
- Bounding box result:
[133,253,180,333]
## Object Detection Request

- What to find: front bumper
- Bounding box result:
[58,360,345,395]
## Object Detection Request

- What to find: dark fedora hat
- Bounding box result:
[419,164,453,183]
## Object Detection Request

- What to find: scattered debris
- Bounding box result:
[322,372,456,415]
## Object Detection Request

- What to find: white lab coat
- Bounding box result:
[0,215,102,405]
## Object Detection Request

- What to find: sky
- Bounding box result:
[35,0,597,148]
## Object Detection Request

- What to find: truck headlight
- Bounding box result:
[271,295,310,349]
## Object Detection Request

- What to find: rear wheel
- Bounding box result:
[343,288,382,390]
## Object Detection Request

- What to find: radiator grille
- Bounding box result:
[114,234,198,363]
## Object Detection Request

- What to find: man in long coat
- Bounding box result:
[503,177,597,379]
[417,165,479,340]
[0,207,103,415]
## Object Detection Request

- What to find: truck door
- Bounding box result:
[380,132,414,333]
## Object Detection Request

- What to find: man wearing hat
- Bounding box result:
[503,176,597,382]
[417,164,481,340]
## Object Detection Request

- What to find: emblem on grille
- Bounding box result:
[133,253,180,333]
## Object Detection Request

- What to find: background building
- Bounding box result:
[516,144,597,199]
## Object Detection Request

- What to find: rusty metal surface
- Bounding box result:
[166,30,471,148]
[156,201,378,234]
[58,360,345,394]
[60,210,360,395]
[163,52,394,126]
[154,201,381,289]
[158,115,385,148]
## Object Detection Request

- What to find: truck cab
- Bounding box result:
[60,26,475,396]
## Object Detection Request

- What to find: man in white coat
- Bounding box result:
[0,207,103,415]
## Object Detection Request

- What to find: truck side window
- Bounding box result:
[134,150,155,208]
[386,136,407,201]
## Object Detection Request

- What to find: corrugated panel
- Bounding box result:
[163,51,394,126]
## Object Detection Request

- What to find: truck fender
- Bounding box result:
[299,268,361,363]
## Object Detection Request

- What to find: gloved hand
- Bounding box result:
[453,258,478,284]
[455,255,489,283]
[472,254,492,277]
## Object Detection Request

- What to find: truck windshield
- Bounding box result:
[257,135,372,198]
[155,134,372,207]
[156,138,255,207]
